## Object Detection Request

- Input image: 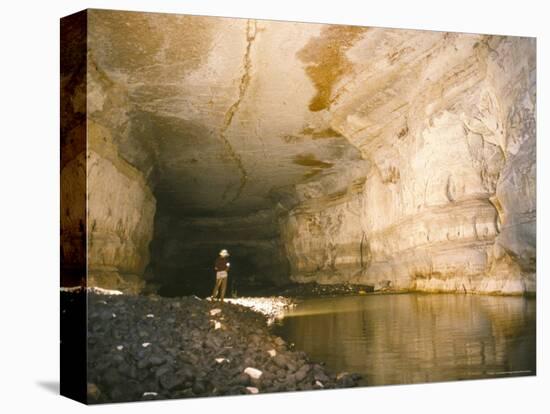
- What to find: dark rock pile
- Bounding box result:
[62,291,361,403]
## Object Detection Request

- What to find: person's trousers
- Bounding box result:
[212,276,227,301]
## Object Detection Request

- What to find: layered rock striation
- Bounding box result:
[282,33,536,294]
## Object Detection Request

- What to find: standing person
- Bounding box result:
[211,249,230,302]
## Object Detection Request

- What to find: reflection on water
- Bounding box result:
[274,294,536,386]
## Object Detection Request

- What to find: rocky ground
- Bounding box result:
[62,290,361,404]
[258,282,375,298]
[218,296,295,324]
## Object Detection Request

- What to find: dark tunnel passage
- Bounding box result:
[115,107,350,297]
[112,100,364,297]
[146,205,291,297]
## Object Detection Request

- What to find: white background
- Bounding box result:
[0,0,548,412]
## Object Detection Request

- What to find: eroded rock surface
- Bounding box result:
[283,33,535,293]
[86,59,156,293]
[326,34,536,293]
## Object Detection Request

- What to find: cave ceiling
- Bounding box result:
[87,10,373,217]
[87,10,493,218]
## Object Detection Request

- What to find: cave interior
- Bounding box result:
[60,9,536,297]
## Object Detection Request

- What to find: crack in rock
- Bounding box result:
[220,19,257,205]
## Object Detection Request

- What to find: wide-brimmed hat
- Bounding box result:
[219,249,229,257]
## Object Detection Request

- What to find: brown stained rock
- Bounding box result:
[296,25,368,112]
[88,10,216,77]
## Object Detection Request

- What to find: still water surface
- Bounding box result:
[274,293,535,386]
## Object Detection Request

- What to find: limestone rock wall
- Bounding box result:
[86,56,157,293]
[486,37,536,293]
[86,147,156,293]
[279,163,368,283]
[281,33,536,294]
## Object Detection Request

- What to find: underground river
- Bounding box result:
[273,293,536,386]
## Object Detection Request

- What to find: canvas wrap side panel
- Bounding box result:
[60,9,88,404]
